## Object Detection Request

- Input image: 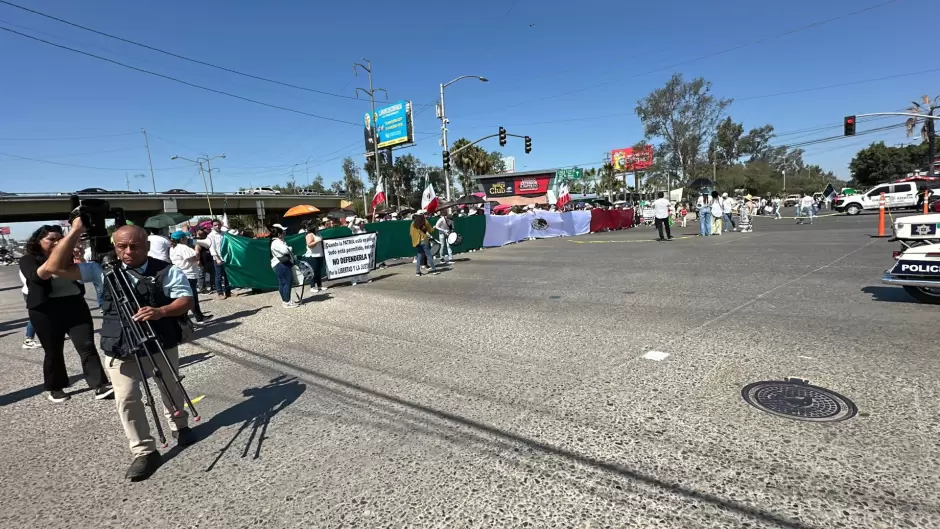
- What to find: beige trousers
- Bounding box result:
[106,346,189,456]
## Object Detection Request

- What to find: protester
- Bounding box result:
[435,213,456,263]
[303,221,326,293]
[721,193,736,232]
[146,228,171,263]
[652,192,673,242]
[194,229,212,293]
[18,225,113,403]
[207,219,231,299]
[347,219,372,285]
[269,226,297,308]
[169,231,209,323]
[696,192,713,236]
[710,190,724,235]
[18,270,40,349]
[739,199,753,232]
[798,193,815,225]
[410,211,439,276]
[42,222,197,481]
[679,204,688,228]
[772,196,782,219]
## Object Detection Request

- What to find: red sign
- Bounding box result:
[611,146,654,172]
[514,175,550,195]
[0,227,9,235]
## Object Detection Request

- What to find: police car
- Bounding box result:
[882,212,940,304]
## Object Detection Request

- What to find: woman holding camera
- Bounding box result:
[19,225,113,403]
[269,226,297,308]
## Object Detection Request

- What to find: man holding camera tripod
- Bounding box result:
[44,217,198,481]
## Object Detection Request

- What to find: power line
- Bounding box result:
[0,132,137,141]
[0,150,189,171]
[736,68,940,102]
[456,0,902,116]
[0,0,365,102]
[0,25,361,127]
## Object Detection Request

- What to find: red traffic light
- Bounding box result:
[846,118,855,124]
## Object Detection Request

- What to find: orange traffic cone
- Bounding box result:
[876,193,887,238]
[924,189,930,215]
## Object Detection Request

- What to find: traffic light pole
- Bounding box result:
[855,112,940,177]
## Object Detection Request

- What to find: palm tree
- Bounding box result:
[905,94,939,176]
[598,161,618,201]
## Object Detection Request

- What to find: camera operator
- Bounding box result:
[43,218,198,481]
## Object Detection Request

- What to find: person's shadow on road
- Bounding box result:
[196,375,306,472]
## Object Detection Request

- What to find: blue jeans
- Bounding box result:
[723,213,734,231]
[774,205,781,219]
[22,294,34,340]
[273,262,293,302]
[415,242,436,274]
[214,261,230,295]
[699,211,712,236]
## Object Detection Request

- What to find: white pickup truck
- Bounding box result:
[834,181,922,215]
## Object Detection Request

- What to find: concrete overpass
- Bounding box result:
[0,193,346,224]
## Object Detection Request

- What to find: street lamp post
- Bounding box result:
[354,59,388,203]
[171,153,225,217]
[439,75,488,201]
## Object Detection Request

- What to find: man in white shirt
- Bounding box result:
[147,228,171,263]
[721,193,737,232]
[206,219,231,299]
[434,214,455,263]
[797,193,815,224]
[652,192,673,241]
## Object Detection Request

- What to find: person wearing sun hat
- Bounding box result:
[169,230,209,323]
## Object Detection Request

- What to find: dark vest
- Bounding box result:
[99,257,182,357]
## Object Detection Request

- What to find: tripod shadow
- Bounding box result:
[178,351,215,369]
[202,375,306,472]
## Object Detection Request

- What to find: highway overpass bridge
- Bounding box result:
[0,193,346,224]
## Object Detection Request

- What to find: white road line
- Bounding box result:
[641,350,670,361]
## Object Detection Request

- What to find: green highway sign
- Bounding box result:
[556,168,583,180]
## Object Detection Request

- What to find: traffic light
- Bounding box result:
[844,115,856,136]
[498,126,507,147]
[442,150,450,171]
[524,136,532,154]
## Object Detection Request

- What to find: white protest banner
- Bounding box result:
[322,233,377,280]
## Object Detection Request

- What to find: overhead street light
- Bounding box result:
[439,75,488,201]
[170,154,225,217]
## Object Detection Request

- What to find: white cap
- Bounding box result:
[721,192,728,197]
[416,209,427,215]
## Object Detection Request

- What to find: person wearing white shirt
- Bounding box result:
[146,229,171,262]
[303,222,326,292]
[696,192,713,236]
[269,226,297,308]
[710,190,724,235]
[206,219,230,298]
[772,196,782,219]
[651,192,673,241]
[169,231,208,322]
[435,214,456,262]
[798,193,815,224]
[721,193,737,232]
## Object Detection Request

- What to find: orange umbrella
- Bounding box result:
[284,204,321,217]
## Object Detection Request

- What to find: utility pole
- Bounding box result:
[354,59,388,206]
[204,155,221,193]
[439,75,488,202]
[171,155,221,217]
[141,128,157,193]
[125,172,131,191]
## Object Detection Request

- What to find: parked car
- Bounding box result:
[247,187,280,195]
[164,189,194,195]
[783,194,802,207]
[75,187,110,194]
[834,181,920,215]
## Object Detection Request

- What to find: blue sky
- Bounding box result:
[1,0,935,237]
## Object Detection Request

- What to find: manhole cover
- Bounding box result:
[741,378,857,422]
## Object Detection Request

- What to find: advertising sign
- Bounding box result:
[611,146,654,171]
[0,226,10,235]
[484,178,515,197]
[364,100,414,150]
[515,175,550,195]
[502,156,516,173]
[322,233,377,280]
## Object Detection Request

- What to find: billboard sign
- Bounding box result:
[556,168,583,180]
[0,226,10,235]
[364,100,414,150]
[611,146,654,172]
[501,156,515,174]
[515,175,550,195]
[483,178,515,197]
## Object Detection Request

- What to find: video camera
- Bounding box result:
[68,195,126,262]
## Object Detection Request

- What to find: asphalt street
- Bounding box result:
[1,212,938,529]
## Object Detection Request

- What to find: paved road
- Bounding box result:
[1,214,938,529]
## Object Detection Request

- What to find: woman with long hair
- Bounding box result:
[410,211,439,277]
[18,225,112,403]
[269,226,298,308]
[302,221,326,293]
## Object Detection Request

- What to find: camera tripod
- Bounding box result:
[100,255,201,447]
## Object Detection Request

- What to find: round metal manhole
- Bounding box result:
[741,379,858,422]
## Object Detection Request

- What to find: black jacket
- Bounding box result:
[19,254,86,311]
[99,257,183,357]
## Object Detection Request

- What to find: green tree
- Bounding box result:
[341,157,364,199]
[849,141,917,186]
[309,174,327,194]
[635,74,731,182]
[449,138,499,195]
[597,161,618,200]
[329,181,345,195]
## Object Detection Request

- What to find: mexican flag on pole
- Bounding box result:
[421,183,439,214]
[371,178,386,208]
[556,183,571,209]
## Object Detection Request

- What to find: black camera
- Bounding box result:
[68,195,126,262]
